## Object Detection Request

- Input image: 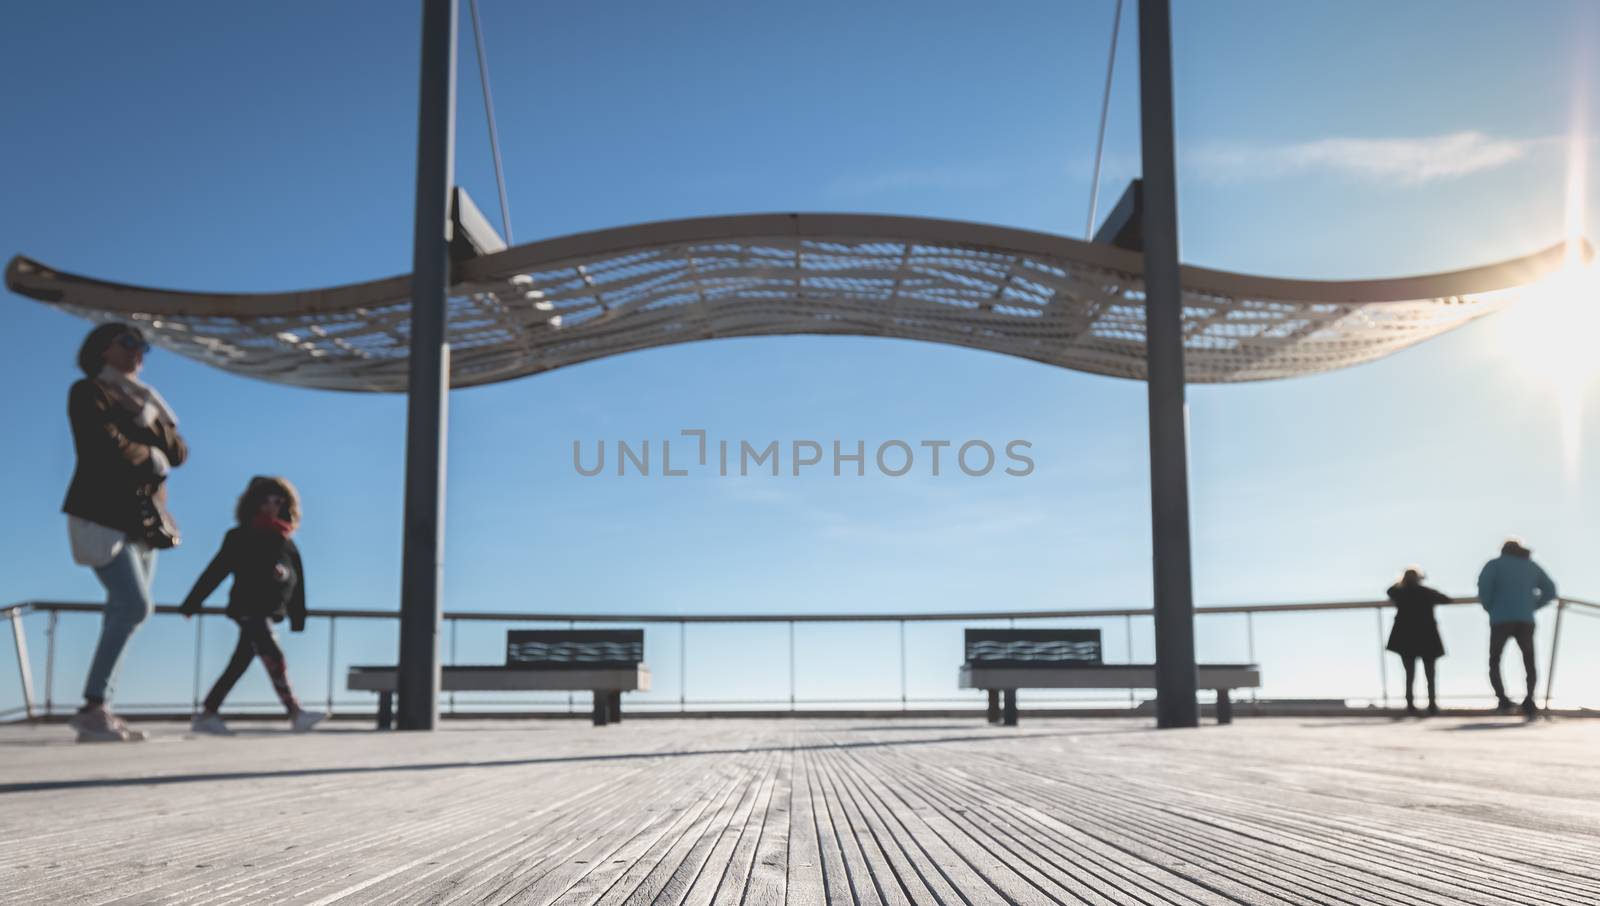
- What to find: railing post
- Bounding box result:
[326,616,337,714]
[1374,605,1389,709]
[567,619,575,716]
[44,610,58,718]
[8,607,36,721]
[191,611,203,715]
[679,621,687,713]
[1125,613,1135,707]
[899,620,907,712]
[1544,599,1565,712]
[449,617,457,716]
[1246,611,1257,704]
[788,620,795,712]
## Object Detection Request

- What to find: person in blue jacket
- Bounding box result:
[1477,539,1556,717]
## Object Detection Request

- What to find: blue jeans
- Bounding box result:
[83,542,156,706]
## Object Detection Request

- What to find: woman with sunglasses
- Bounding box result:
[180,476,326,734]
[63,323,187,742]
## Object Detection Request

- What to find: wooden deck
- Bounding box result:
[1,716,1597,905]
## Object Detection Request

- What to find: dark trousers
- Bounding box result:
[1402,656,1437,707]
[1488,621,1537,704]
[203,616,301,714]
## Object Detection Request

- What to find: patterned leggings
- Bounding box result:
[203,616,301,714]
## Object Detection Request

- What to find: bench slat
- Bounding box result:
[348,665,651,693]
[960,664,1259,690]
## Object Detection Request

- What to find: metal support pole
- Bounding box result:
[1138,0,1198,728]
[679,621,687,713]
[8,608,35,721]
[1085,0,1124,238]
[449,617,457,715]
[1544,599,1565,711]
[326,616,337,714]
[1375,606,1389,708]
[788,620,796,712]
[44,611,58,717]
[397,0,458,731]
[466,0,513,243]
[191,612,203,714]
[567,619,574,715]
[899,620,908,711]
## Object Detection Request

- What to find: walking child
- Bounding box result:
[180,476,326,734]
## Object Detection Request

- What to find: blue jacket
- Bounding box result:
[1477,555,1556,625]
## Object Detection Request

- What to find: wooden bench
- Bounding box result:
[957,628,1259,726]
[349,629,650,728]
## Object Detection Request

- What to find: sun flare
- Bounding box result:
[1494,114,1597,481]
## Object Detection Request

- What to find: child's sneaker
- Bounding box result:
[190,712,234,736]
[67,706,131,743]
[108,713,148,741]
[291,710,328,733]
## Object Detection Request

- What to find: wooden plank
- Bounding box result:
[806,745,914,905]
[591,748,774,905]
[3,717,1600,905]
[797,747,860,905]
[812,744,968,906]
[737,747,791,906]
[577,748,766,905]
[783,744,826,906]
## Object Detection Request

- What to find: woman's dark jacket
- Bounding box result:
[63,377,188,535]
[1386,582,1450,659]
[179,526,307,629]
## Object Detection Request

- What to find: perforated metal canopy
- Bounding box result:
[4,213,1574,391]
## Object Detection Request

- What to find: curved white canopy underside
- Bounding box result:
[4,214,1573,391]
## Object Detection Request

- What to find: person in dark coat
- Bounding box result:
[1386,567,1450,716]
[180,476,326,735]
[63,323,188,742]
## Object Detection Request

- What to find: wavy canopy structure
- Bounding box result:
[4,213,1572,392]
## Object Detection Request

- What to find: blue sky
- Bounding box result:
[2,1,1597,715]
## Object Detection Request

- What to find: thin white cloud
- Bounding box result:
[1189,131,1542,185]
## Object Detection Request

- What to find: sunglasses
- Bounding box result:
[114,333,151,355]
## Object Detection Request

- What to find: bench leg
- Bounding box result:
[1002,689,1019,727]
[609,691,622,725]
[986,689,1001,725]
[1216,689,1233,725]
[377,691,393,731]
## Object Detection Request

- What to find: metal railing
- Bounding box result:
[4,595,1596,722]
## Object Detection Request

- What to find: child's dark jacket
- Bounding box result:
[179,526,306,630]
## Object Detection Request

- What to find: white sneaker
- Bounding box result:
[291,710,328,733]
[68,707,131,743]
[109,712,148,741]
[190,713,233,736]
